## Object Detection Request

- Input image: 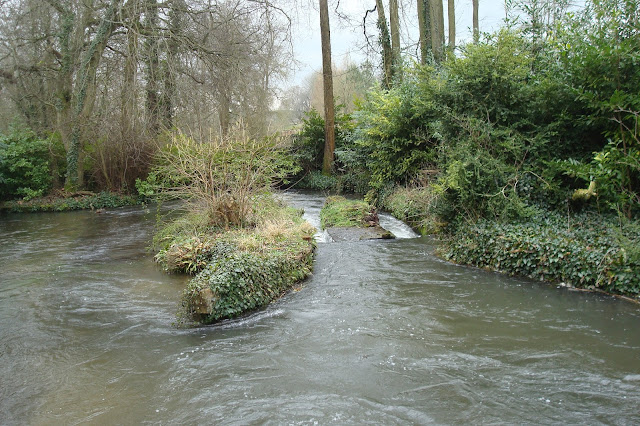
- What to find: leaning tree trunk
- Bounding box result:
[319,0,335,176]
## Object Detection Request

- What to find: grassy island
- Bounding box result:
[144,132,316,325]
[319,195,394,241]
[154,195,315,325]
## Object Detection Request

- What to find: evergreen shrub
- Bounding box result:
[0,129,53,201]
[297,170,338,191]
[290,108,370,193]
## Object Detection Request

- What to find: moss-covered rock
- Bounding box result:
[320,196,378,229]
[319,195,395,241]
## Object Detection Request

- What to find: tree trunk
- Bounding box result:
[65,0,121,189]
[429,0,445,63]
[319,0,335,176]
[447,0,455,51]
[389,0,401,78]
[473,0,479,43]
[144,0,160,137]
[121,22,138,140]
[375,0,393,88]
[163,0,182,130]
[219,90,231,137]
[417,0,431,64]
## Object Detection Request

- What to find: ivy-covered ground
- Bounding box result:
[1,191,140,212]
[440,212,640,299]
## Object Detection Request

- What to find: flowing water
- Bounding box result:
[1,191,639,425]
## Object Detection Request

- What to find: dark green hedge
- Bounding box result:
[441,212,640,297]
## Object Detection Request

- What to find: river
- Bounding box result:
[1,191,639,425]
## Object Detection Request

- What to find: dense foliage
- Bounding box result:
[555,0,640,218]
[0,129,59,201]
[335,1,638,223]
[287,0,640,296]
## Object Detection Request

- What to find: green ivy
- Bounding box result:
[441,211,640,297]
[183,247,314,324]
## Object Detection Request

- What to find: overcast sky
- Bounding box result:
[288,0,507,86]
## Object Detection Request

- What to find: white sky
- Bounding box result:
[288,0,507,86]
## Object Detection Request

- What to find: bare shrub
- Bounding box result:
[86,127,154,193]
[153,128,298,228]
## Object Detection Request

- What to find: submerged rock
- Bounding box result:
[326,225,395,242]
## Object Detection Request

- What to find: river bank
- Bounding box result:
[0,191,140,213]
[439,212,640,302]
[382,187,640,301]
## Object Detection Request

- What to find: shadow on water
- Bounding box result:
[0,193,639,424]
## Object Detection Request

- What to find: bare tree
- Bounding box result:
[0,0,294,190]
